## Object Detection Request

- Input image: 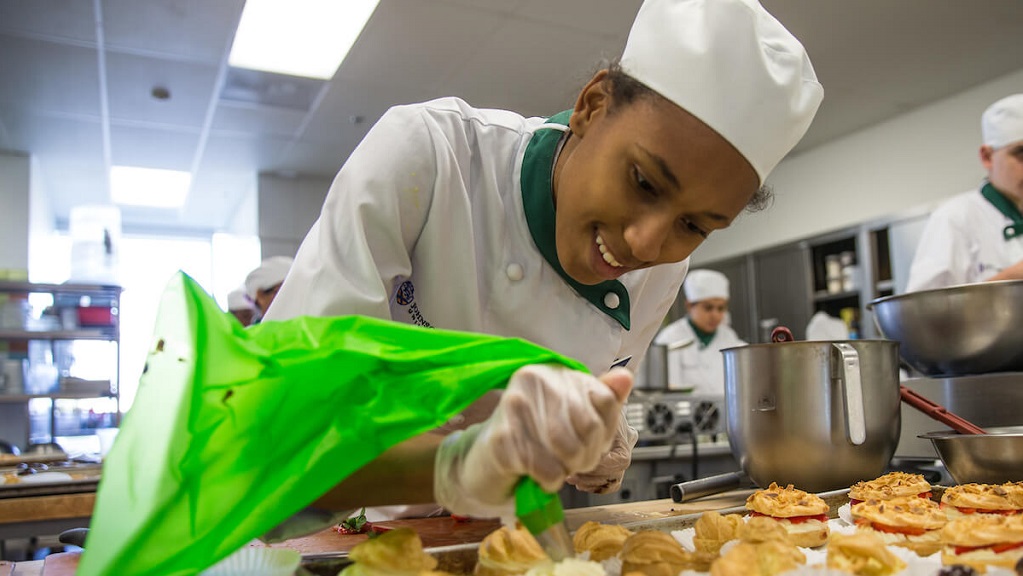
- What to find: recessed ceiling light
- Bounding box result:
[228,0,381,80]
[109,166,191,208]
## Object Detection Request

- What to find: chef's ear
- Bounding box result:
[980,145,996,171]
[569,69,611,137]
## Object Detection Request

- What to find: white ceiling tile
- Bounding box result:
[211,101,307,138]
[336,0,514,94]
[0,107,105,162]
[272,139,349,178]
[514,0,640,37]
[297,79,414,148]
[199,133,288,172]
[0,0,97,43]
[443,17,620,117]
[105,52,218,128]
[0,36,100,117]
[108,123,199,170]
[436,0,530,16]
[100,0,244,64]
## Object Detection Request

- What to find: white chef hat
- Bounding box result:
[620,0,823,184]
[227,287,254,311]
[683,269,730,302]
[244,256,294,300]
[982,94,1023,149]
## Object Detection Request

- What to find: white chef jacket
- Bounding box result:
[907,186,1023,292]
[652,317,746,397]
[267,96,686,391]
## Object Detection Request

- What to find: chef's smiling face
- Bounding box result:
[552,70,760,286]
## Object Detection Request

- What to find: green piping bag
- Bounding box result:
[78,272,587,575]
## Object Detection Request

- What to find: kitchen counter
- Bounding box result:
[8,489,757,574]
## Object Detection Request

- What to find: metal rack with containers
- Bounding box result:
[0,280,121,452]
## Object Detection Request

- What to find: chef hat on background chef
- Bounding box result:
[244,256,294,300]
[226,287,254,312]
[683,269,730,302]
[620,0,823,183]
[982,94,1023,149]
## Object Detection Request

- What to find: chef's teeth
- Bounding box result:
[596,234,623,268]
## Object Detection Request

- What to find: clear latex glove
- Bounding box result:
[434,365,632,518]
[565,410,639,494]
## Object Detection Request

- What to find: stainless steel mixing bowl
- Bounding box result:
[869,280,1023,376]
[920,426,1023,484]
[723,339,902,492]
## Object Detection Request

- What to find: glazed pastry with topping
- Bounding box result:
[709,539,805,576]
[826,531,907,576]
[475,525,550,576]
[693,511,745,554]
[572,521,633,561]
[941,483,1023,519]
[851,495,947,556]
[620,530,713,576]
[745,482,830,548]
[341,528,452,576]
[940,513,1023,573]
[849,471,932,505]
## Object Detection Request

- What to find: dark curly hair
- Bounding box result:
[599,59,773,213]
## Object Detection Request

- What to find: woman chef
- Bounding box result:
[651,269,746,397]
[265,0,822,511]
[907,94,1023,291]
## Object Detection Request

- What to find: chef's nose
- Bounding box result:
[623,212,673,263]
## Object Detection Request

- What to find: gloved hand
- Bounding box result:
[565,410,639,494]
[434,365,633,518]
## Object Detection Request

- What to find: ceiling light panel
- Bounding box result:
[228,0,380,80]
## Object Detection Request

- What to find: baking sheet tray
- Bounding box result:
[296,486,951,576]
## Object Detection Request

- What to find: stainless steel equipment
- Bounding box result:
[870,280,1023,376]
[722,338,901,492]
[896,372,1023,459]
[627,391,727,443]
[921,426,1023,484]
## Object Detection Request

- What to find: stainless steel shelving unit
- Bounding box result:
[0,280,121,448]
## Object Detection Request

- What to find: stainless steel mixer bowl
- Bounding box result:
[869,280,1023,376]
[920,426,1023,484]
[723,339,902,493]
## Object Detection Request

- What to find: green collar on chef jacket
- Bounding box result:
[520,109,632,330]
[688,318,716,348]
[980,182,1023,240]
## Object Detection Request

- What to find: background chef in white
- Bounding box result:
[265,0,822,515]
[244,255,294,317]
[225,286,258,327]
[907,93,1023,291]
[652,269,746,396]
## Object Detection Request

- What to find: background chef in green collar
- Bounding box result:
[266,0,823,509]
[652,269,746,397]
[908,94,1023,290]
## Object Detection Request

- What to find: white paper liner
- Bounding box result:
[200,546,301,576]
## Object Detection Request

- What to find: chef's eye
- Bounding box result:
[681,218,709,239]
[632,167,657,196]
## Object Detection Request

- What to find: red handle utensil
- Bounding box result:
[899,385,987,435]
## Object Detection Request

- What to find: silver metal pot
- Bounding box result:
[722,338,901,492]
[920,426,1023,484]
[869,280,1023,376]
